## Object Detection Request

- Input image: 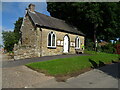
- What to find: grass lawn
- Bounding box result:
[26,51,119,81]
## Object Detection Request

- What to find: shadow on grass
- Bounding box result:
[89,58,120,79]
[89,59,98,68]
[112,60,118,63]
[89,59,106,68]
[99,61,106,67]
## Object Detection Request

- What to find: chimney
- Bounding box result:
[28,4,35,12]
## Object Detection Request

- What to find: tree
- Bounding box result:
[2,17,23,52]
[83,3,103,51]
[47,2,120,51]
[14,17,23,44]
[0,44,3,48]
[2,31,16,51]
[99,3,120,41]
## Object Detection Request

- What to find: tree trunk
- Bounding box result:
[94,23,98,51]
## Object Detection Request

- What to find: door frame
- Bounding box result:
[63,35,70,53]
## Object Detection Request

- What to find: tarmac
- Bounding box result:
[2,53,120,88]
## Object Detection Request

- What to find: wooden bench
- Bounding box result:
[75,49,83,54]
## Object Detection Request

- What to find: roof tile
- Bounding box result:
[28,10,85,36]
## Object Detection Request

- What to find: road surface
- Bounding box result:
[2,53,120,88]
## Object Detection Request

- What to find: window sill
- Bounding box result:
[75,47,80,50]
[47,46,56,49]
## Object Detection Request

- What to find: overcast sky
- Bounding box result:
[0,2,50,45]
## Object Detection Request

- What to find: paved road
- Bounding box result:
[2,54,120,88]
[2,54,90,68]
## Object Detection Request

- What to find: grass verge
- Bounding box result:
[26,51,119,81]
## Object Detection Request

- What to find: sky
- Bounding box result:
[0,2,50,45]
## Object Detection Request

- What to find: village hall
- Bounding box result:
[14,4,85,60]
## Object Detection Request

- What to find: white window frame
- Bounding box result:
[75,36,80,49]
[47,31,56,48]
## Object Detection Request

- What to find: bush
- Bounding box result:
[85,39,119,54]
[85,39,94,51]
[118,55,120,60]
[100,43,116,54]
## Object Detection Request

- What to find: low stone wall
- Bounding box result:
[14,45,37,60]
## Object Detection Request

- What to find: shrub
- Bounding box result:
[100,43,116,54]
[85,39,94,51]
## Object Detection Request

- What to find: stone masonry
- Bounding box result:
[41,28,84,56]
[14,4,85,60]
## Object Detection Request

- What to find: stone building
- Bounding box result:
[14,4,85,60]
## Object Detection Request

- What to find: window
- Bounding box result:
[48,33,51,46]
[47,32,56,48]
[52,34,55,46]
[75,36,80,49]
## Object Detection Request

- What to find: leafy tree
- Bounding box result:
[2,31,16,51]
[14,17,23,44]
[47,2,120,51]
[2,17,23,52]
[99,3,120,41]
[0,44,3,48]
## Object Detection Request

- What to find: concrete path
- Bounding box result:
[2,66,55,88]
[2,54,55,88]
[26,63,120,88]
[2,53,120,88]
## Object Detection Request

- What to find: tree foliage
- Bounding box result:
[2,17,23,52]
[0,44,3,48]
[47,2,120,41]
[14,17,23,43]
[2,31,16,51]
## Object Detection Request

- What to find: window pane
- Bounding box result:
[48,33,51,46]
[75,38,77,47]
[52,34,55,46]
[78,38,79,48]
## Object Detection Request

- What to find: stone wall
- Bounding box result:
[14,14,39,60]
[14,46,37,60]
[21,14,36,47]
[41,28,85,56]
[14,13,85,60]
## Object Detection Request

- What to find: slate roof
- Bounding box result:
[27,10,85,36]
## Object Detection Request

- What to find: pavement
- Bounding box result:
[2,53,120,88]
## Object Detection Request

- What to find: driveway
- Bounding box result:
[2,53,120,88]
